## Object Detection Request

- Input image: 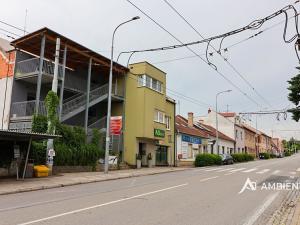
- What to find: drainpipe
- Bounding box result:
[173,101,176,167]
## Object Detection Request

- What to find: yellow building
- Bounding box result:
[123,62,175,166]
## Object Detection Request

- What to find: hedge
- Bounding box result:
[195,154,222,167]
[231,153,255,162]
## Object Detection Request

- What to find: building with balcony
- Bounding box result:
[0,28,128,160]
[124,62,176,166]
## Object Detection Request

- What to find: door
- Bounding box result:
[156,146,168,166]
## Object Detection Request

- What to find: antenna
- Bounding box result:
[23,9,28,36]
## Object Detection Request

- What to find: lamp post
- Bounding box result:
[215,90,232,154]
[104,16,140,174]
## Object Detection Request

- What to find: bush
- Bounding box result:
[195,154,222,167]
[30,141,47,165]
[54,124,103,167]
[270,154,277,158]
[232,153,254,162]
[284,151,292,157]
[32,114,48,133]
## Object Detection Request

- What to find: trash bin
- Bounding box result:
[33,165,49,177]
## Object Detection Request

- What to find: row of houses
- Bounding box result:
[176,111,284,165]
[0,27,284,169]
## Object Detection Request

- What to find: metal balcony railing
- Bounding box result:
[88,116,107,130]
[15,58,64,79]
[10,82,124,122]
[10,100,46,118]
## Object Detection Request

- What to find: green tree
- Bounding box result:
[287,73,300,121]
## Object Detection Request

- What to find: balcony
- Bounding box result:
[14,58,64,83]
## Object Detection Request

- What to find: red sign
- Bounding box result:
[110,116,122,135]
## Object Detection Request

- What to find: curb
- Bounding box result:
[0,168,191,196]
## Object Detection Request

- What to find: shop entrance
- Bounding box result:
[156,146,168,166]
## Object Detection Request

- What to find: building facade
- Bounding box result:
[175,113,209,165]
[124,62,175,166]
[243,124,257,156]
[199,110,244,153]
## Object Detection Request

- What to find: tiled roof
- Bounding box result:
[242,124,257,134]
[197,123,236,143]
[176,115,209,139]
[219,112,236,117]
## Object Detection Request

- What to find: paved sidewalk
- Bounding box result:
[0,167,189,195]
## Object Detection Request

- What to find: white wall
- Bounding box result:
[235,125,245,152]
[199,111,235,140]
[0,77,13,129]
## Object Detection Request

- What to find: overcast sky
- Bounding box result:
[1,0,299,139]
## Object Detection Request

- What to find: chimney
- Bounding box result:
[208,108,212,114]
[188,112,194,127]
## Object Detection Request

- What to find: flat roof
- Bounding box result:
[11,27,128,73]
[0,129,61,141]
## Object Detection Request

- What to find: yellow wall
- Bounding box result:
[124,62,175,165]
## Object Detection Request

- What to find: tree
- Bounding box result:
[287,73,300,122]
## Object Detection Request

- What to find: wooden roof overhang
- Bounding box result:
[11,27,128,74]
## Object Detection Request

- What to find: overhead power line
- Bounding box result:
[162,0,273,108]
[0,20,27,33]
[125,0,264,108]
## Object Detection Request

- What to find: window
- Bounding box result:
[154,110,165,123]
[165,116,171,130]
[240,131,243,140]
[137,74,163,93]
[235,130,238,139]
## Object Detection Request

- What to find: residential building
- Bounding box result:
[0,37,15,129]
[272,138,284,154]
[124,62,175,166]
[0,28,176,167]
[199,110,244,153]
[197,122,235,155]
[243,124,258,156]
[175,113,209,165]
[257,132,272,153]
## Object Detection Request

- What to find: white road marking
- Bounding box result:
[224,172,235,176]
[230,168,246,172]
[216,168,235,172]
[204,168,222,172]
[242,168,257,173]
[256,169,270,174]
[242,192,279,225]
[200,176,219,182]
[271,170,280,175]
[17,183,188,225]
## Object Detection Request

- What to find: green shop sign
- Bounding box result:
[154,129,165,138]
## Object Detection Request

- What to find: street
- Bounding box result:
[0,155,300,225]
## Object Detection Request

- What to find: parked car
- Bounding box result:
[220,154,234,165]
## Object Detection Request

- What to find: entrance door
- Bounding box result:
[156,146,168,166]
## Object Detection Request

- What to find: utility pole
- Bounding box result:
[47,37,60,174]
[104,16,140,174]
[215,90,232,154]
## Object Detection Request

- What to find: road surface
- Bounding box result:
[1,154,300,225]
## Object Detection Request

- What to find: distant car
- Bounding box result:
[220,154,234,165]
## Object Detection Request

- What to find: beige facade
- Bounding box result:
[123,62,175,166]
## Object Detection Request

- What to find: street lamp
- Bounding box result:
[104,16,140,174]
[215,89,232,155]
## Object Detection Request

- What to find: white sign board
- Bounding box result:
[14,145,20,159]
[181,141,188,159]
[192,144,199,149]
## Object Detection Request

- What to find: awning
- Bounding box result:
[0,129,61,141]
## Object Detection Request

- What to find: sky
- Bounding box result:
[0,0,299,139]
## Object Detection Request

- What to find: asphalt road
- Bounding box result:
[1,154,300,225]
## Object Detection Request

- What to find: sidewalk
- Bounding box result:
[0,167,189,195]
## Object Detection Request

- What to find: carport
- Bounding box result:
[0,130,60,180]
